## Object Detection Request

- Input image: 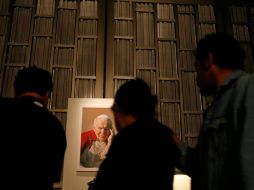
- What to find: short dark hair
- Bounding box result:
[14,66,53,96]
[196,32,245,70]
[114,79,157,118]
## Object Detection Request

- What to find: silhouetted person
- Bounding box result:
[177,32,254,190]
[0,66,67,190]
[93,79,180,190]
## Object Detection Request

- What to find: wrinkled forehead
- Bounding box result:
[94,118,111,129]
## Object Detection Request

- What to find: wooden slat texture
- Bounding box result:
[36,0,55,16]
[30,37,52,70]
[78,19,98,35]
[0,0,11,94]
[80,0,97,17]
[34,17,54,35]
[76,38,97,76]
[6,45,27,65]
[178,50,196,70]
[178,14,197,49]
[229,6,254,73]
[136,49,155,67]
[55,9,76,45]
[74,78,95,98]
[15,0,33,6]
[10,7,32,43]
[158,41,177,77]
[114,0,132,17]
[183,113,202,147]
[114,20,133,36]
[0,0,253,160]
[53,112,67,131]
[0,0,10,14]
[0,16,9,34]
[159,80,179,100]
[50,68,72,109]
[1,66,22,97]
[181,71,202,111]
[157,21,176,39]
[0,36,4,61]
[157,3,175,20]
[241,44,254,72]
[136,11,155,47]
[160,102,181,137]
[53,47,74,66]
[113,39,134,76]
[136,69,157,95]
[59,0,77,9]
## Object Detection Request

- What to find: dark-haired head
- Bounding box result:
[196,32,245,70]
[114,79,157,119]
[14,66,53,97]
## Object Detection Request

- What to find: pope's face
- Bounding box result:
[93,119,111,142]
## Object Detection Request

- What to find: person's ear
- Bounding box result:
[42,91,50,106]
[203,53,213,71]
[203,60,210,71]
[46,90,51,99]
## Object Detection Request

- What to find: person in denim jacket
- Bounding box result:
[177,32,254,190]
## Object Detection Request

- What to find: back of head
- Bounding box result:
[196,32,245,70]
[114,79,157,119]
[14,66,53,97]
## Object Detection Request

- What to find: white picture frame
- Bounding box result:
[62,98,191,190]
[65,98,115,172]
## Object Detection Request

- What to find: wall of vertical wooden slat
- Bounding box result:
[0,2,254,188]
[229,6,254,72]
[0,0,10,90]
[0,1,103,189]
[104,0,251,147]
[0,0,104,130]
[105,1,218,147]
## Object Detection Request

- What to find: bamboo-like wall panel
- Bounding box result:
[114,39,134,76]
[37,0,55,15]
[34,17,54,34]
[78,19,97,35]
[136,69,157,94]
[31,37,52,70]
[74,78,95,97]
[1,0,254,157]
[183,113,202,147]
[198,5,216,39]
[54,112,67,130]
[0,1,253,189]
[55,9,76,44]
[51,68,73,109]
[77,38,97,75]
[6,45,27,64]
[136,49,156,67]
[1,67,20,97]
[54,47,74,66]
[10,7,32,43]
[158,41,177,77]
[230,6,254,72]
[160,102,181,137]
[0,0,103,132]
[181,71,201,111]
[107,1,219,146]
[159,80,179,100]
